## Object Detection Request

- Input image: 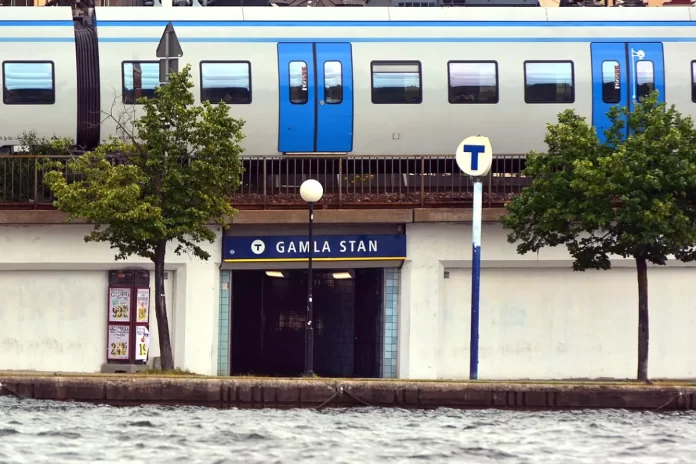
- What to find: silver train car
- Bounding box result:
[2,6,696,157]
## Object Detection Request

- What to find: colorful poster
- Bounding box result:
[136,288,150,323]
[135,326,151,362]
[109,287,131,322]
[107,325,130,360]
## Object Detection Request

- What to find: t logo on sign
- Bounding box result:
[250,239,266,255]
[455,136,493,177]
[464,145,485,171]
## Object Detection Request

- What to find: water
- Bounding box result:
[1,397,695,464]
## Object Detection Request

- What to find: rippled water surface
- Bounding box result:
[1,397,696,463]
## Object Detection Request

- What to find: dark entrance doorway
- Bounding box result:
[230,268,384,378]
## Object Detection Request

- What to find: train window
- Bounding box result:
[289,61,308,105]
[324,61,343,104]
[2,61,55,105]
[122,61,159,104]
[692,61,696,103]
[447,61,498,104]
[200,62,251,105]
[602,61,621,104]
[524,61,574,104]
[371,61,422,104]
[636,61,654,102]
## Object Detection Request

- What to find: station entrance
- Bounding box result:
[229,268,384,378]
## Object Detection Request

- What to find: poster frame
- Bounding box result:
[106,271,152,365]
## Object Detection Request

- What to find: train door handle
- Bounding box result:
[320,101,325,105]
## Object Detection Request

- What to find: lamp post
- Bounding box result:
[300,178,324,377]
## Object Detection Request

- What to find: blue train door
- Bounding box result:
[590,42,665,144]
[277,42,354,153]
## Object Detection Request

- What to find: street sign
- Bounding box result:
[156,22,183,59]
[455,135,493,177]
[453,134,494,380]
[156,22,183,85]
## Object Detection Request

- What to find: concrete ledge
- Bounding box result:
[0,209,510,225]
[0,209,416,225]
[1,376,694,410]
[413,208,507,223]
[100,363,149,374]
[229,209,414,225]
[0,210,84,225]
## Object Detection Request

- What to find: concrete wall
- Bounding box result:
[4,217,694,380]
[400,222,696,380]
[0,224,222,375]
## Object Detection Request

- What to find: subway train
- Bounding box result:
[2,6,696,157]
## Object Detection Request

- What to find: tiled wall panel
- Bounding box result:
[383,268,400,378]
[217,270,231,376]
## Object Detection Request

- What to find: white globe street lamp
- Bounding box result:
[300,179,324,204]
[300,179,323,376]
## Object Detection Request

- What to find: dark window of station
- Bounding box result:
[602,60,621,104]
[636,60,654,102]
[324,61,343,104]
[122,61,159,104]
[692,61,696,103]
[289,61,308,104]
[371,61,422,104]
[524,61,575,104]
[200,61,251,105]
[2,61,55,105]
[448,61,499,104]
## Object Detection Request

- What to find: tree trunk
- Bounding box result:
[154,239,174,370]
[635,255,649,382]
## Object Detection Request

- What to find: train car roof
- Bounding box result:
[2,6,692,25]
[91,6,695,23]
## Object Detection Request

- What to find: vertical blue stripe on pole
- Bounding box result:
[470,180,482,380]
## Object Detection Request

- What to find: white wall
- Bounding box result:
[401,222,696,380]
[0,224,221,375]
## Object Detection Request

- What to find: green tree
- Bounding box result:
[44,64,245,370]
[501,91,696,382]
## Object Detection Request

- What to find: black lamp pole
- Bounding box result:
[304,201,315,377]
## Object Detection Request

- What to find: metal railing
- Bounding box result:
[0,154,530,210]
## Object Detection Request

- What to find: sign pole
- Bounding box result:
[470,177,482,380]
[455,136,493,381]
[163,30,170,84]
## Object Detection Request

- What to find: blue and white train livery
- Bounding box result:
[1,6,696,156]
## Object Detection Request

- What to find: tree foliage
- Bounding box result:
[43,64,245,370]
[501,91,696,381]
[45,65,245,261]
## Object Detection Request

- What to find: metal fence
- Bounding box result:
[0,154,530,210]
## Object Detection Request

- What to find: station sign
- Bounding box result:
[223,234,407,262]
[455,135,493,177]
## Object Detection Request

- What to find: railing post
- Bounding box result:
[263,158,267,211]
[338,159,343,209]
[420,156,425,208]
[33,157,39,210]
[487,163,493,208]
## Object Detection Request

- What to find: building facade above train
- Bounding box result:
[1,7,696,157]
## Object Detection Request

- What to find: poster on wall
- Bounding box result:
[109,288,131,322]
[136,288,150,323]
[135,326,151,362]
[107,325,130,360]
